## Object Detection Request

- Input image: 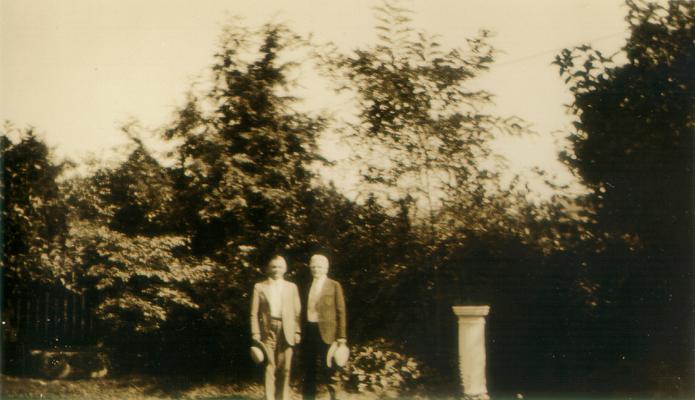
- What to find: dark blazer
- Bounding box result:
[309,278,347,344]
[250,279,302,346]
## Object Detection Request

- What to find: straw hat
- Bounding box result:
[326,341,350,368]
[250,339,270,365]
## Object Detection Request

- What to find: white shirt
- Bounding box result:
[307,276,326,322]
[268,279,283,318]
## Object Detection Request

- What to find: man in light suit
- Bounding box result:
[301,254,347,400]
[251,255,302,400]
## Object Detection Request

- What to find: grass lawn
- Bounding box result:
[1,374,255,399]
[2,376,689,400]
[0,375,386,400]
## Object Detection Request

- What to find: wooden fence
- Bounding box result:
[3,287,98,349]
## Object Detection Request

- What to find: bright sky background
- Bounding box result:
[1,0,630,197]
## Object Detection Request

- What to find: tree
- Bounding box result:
[56,139,226,372]
[155,21,331,371]
[1,125,68,292]
[316,0,532,367]
[555,0,694,388]
[318,1,527,230]
[63,136,176,236]
[61,140,211,332]
[165,22,327,264]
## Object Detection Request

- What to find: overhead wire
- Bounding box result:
[494,31,627,67]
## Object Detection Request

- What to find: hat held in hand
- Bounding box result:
[327,341,350,368]
[250,339,270,365]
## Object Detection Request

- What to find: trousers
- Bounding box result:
[264,318,293,400]
[301,322,339,400]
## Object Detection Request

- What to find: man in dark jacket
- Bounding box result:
[301,254,347,400]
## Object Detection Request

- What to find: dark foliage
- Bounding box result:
[555,0,695,392]
[1,126,68,292]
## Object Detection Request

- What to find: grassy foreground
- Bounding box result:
[2,375,689,400]
[0,375,387,400]
[1,375,261,400]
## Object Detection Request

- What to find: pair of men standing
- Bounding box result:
[250,254,347,400]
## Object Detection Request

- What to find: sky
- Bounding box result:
[0,0,630,197]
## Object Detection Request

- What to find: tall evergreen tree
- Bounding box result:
[166,23,327,264]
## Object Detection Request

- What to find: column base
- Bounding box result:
[462,393,490,400]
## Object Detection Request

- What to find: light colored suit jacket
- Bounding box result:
[311,278,347,344]
[250,279,301,346]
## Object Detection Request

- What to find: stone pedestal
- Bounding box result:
[452,305,490,400]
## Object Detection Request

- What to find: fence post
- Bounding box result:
[452,305,490,400]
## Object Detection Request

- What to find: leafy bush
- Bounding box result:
[65,220,216,334]
[339,339,424,396]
